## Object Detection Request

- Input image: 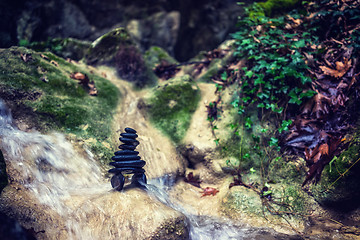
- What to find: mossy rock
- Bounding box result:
[85,28,157,88]
[85,28,133,66]
[145,75,201,143]
[149,216,189,240]
[222,183,307,231]
[0,46,120,163]
[310,131,360,212]
[251,0,301,17]
[23,38,91,61]
[144,46,178,70]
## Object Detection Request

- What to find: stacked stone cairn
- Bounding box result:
[109,127,147,191]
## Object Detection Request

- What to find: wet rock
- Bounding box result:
[177,144,208,167]
[148,216,189,240]
[0,150,7,193]
[126,11,180,56]
[0,184,188,240]
[0,211,37,240]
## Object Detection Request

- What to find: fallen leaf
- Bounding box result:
[319,58,351,78]
[70,72,98,96]
[20,53,32,62]
[50,60,59,67]
[40,54,49,60]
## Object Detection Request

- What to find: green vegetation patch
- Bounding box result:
[146,75,201,143]
[144,46,178,70]
[0,47,120,162]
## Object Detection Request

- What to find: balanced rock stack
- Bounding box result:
[108,127,147,191]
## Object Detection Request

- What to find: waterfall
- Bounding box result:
[0,100,289,239]
[0,100,110,239]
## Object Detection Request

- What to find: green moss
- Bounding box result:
[0,47,120,162]
[146,75,200,143]
[257,0,301,17]
[85,28,133,66]
[223,187,263,215]
[279,184,308,213]
[144,46,178,70]
[22,38,91,61]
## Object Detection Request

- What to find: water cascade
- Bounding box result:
[0,100,292,239]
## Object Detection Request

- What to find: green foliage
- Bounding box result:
[232,14,315,119]
[278,119,292,133]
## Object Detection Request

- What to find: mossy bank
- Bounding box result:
[144,75,201,144]
[0,46,120,163]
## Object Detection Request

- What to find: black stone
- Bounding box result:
[119,137,139,145]
[118,144,137,150]
[114,150,139,156]
[111,155,141,161]
[109,127,146,191]
[108,167,145,174]
[109,160,146,168]
[120,132,138,139]
[125,127,137,133]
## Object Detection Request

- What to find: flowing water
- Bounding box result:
[0,99,292,239]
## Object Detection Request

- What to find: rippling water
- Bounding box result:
[0,100,295,240]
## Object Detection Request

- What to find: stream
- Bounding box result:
[0,98,297,239]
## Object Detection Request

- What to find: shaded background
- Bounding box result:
[0,0,248,61]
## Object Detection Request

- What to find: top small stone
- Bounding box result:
[125,127,137,133]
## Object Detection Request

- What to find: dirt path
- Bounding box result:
[98,66,186,179]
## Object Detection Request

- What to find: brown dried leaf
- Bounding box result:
[88,82,98,96]
[20,53,32,62]
[312,93,331,118]
[319,58,352,78]
[50,60,59,67]
[287,15,302,26]
[70,72,97,96]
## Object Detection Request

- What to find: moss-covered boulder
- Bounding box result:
[258,0,301,17]
[85,28,157,87]
[144,75,201,143]
[144,46,178,70]
[0,46,120,162]
[22,38,91,61]
[85,28,133,66]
